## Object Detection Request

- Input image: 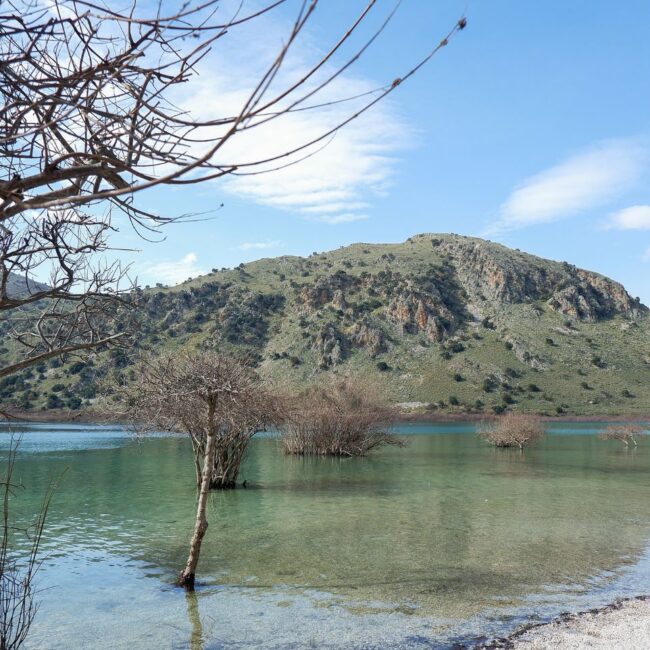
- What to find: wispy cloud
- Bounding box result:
[176,6,411,226]
[237,240,284,251]
[486,139,648,235]
[140,252,205,285]
[312,213,369,225]
[300,201,370,215]
[605,205,650,230]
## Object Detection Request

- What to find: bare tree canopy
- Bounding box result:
[115,350,283,488]
[112,350,282,588]
[0,0,466,384]
[599,424,647,447]
[478,412,545,450]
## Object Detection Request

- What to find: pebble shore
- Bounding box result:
[492,597,650,649]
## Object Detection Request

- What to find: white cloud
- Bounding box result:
[300,201,370,215]
[605,205,650,230]
[174,7,412,226]
[140,252,205,286]
[487,139,648,234]
[312,213,369,225]
[237,241,284,251]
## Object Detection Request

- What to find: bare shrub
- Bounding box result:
[478,412,545,450]
[1,437,54,649]
[281,378,402,456]
[599,424,647,447]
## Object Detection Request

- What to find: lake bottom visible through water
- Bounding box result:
[2,421,650,649]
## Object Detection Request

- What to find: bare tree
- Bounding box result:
[0,437,54,649]
[0,0,467,388]
[599,424,647,447]
[113,351,281,589]
[478,412,545,450]
[281,376,401,456]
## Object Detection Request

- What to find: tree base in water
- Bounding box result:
[208,479,237,490]
[177,572,196,591]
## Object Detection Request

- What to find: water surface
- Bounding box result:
[2,421,650,649]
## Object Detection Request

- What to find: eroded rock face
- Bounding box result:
[547,271,643,322]
[331,289,347,311]
[298,272,358,309]
[351,317,387,357]
[504,337,548,370]
[386,282,455,342]
[312,323,347,368]
[440,239,562,305]
[438,237,646,322]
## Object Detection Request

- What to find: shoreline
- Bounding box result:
[1,408,649,426]
[478,595,650,649]
[395,411,650,424]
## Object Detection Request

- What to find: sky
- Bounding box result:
[119,1,650,304]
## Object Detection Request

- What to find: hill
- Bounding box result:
[1,234,649,416]
[5,272,49,298]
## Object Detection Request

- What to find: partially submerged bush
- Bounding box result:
[599,424,647,447]
[478,412,544,450]
[113,351,282,489]
[281,378,402,456]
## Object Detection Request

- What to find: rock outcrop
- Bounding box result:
[312,323,347,368]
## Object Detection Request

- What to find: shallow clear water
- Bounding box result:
[2,421,650,649]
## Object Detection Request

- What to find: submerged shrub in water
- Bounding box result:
[478,412,544,450]
[281,378,402,456]
[598,424,647,447]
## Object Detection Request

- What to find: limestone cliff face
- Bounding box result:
[546,270,641,322]
[432,236,645,321]
[284,235,645,369]
[298,272,358,310]
[312,323,347,368]
[385,287,452,342]
[351,317,386,357]
[438,238,556,305]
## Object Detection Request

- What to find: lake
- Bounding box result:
[2,421,650,649]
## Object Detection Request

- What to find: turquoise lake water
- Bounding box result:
[2,421,650,649]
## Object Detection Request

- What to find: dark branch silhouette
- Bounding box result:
[0,0,466,384]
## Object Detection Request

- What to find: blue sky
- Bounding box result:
[123,1,650,304]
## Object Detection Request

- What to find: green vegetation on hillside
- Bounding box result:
[2,234,649,416]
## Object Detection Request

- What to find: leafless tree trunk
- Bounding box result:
[112,351,283,588]
[178,401,217,591]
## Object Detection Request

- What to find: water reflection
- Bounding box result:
[185,591,203,650]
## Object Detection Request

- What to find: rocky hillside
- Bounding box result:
[4,272,49,298]
[1,234,649,416]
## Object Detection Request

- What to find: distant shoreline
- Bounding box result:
[2,408,649,426]
[395,412,650,423]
